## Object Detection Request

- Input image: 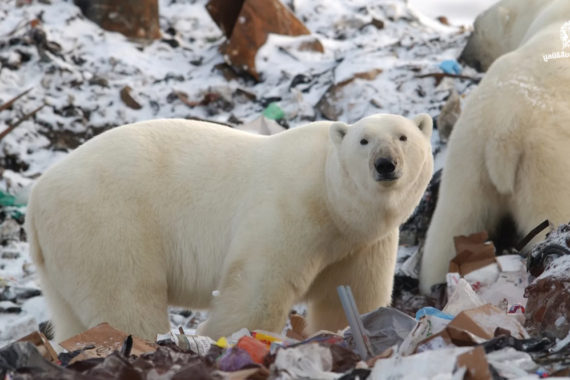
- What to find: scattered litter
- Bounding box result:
[235,335,269,364]
[443,278,486,315]
[273,343,337,380]
[17,330,58,362]
[262,102,285,121]
[59,322,156,363]
[456,346,492,380]
[218,346,257,371]
[449,231,497,277]
[527,222,570,277]
[439,59,462,75]
[486,348,538,378]
[0,342,66,379]
[370,346,471,379]
[524,223,570,340]
[345,307,416,356]
[448,304,529,340]
[416,306,454,321]
[338,285,373,359]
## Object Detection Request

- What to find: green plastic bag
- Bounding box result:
[0,191,25,207]
[262,103,285,121]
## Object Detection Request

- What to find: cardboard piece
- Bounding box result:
[456,346,492,380]
[18,331,59,362]
[415,325,483,353]
[448,304,529,340]
[449,231,496,276]
[286,313,308,341]
[59,323,156,363]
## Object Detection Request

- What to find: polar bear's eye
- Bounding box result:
[399,135,407,142]
[360,139,368,145]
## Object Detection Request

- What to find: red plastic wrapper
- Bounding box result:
[236,336,269,364]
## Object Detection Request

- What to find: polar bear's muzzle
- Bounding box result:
[373,156,401,182]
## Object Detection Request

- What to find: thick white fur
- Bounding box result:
[26,114,433,341]
[420,0,570,294]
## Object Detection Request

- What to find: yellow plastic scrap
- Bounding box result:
[251,330,283,347]
[216,336,229,348]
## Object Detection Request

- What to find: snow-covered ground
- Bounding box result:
[0,0,483,347]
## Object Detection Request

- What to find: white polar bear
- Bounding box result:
[26,114,433,342]
[420,0,570,294]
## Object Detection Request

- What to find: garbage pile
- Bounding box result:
[2,224,570,379]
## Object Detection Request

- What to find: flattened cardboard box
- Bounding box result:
[59,322,156,363]
[449,231,496,276]
[456,346,492,380]
[448,304,529,340]
[415,325,483,353]
[19,331,59,362]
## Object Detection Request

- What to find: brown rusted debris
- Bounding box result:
[206,0,323,80]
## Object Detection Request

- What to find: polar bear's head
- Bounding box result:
[459,0,545,72]
[329,114,433,195]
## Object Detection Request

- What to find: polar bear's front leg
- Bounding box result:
[304,231,398,334]
[199,257,302,339]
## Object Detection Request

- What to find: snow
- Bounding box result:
[0,0,482,348]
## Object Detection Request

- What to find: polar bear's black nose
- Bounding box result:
[375,158,396,175]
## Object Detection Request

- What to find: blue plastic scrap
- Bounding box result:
[439,59,462,75]
[415,306,454,321]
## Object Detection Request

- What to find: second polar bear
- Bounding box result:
[420,0,570,294]
[26,114,433,341]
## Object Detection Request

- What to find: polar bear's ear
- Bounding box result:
[330,122,348,147]
[413,114,433,139]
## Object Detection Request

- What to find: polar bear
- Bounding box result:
[420,0,570,294]
[26,114,433,341]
